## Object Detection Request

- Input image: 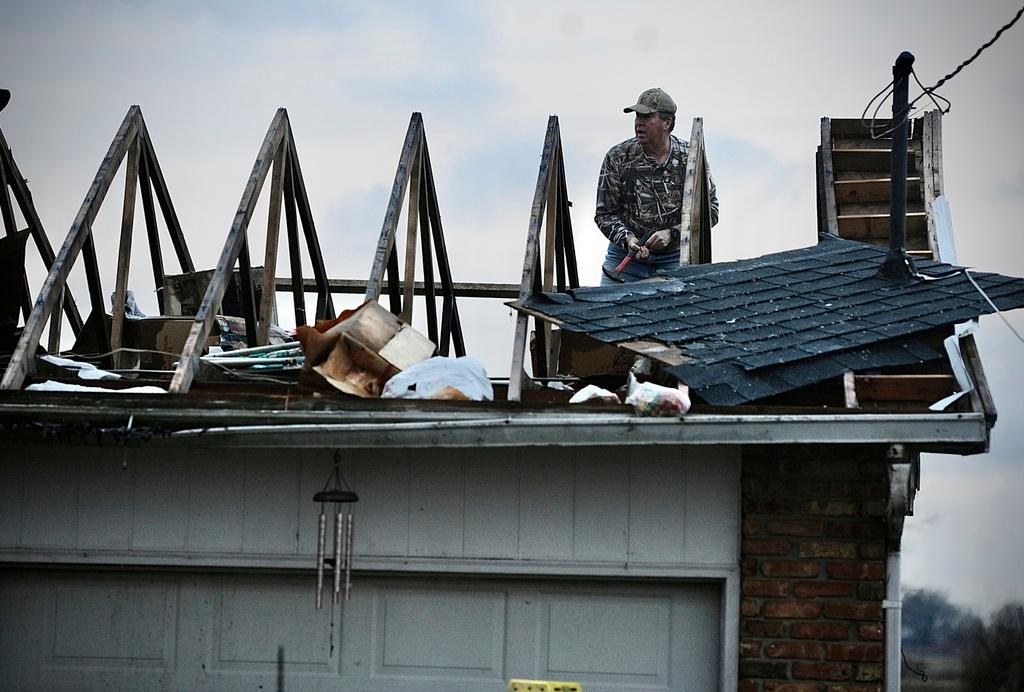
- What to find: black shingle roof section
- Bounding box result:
[517,236,1024,405]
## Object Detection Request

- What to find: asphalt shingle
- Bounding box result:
[516,236,1024,405]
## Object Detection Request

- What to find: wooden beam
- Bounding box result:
[960,334,996,428]
[554,140,579,289]
[0,150,32,321]
[169,108,287,393]
[421,133,464,356]
[109,136,141,369]
[285,126,334,320]
[418,182,439,345]
[275,277,520,299]
[843,372,859,408]
[258,134,288,344]
[140,121,193,272]
[138,137,166,314]
[819,118,840,237]
[921,110,939,260]
[282,144,305,327]
[508,116,557,401]
[0,127,83,333]
[854,374,956,403]
[540,132,560,374]
[366,113,420,302]
[400,137,423,325]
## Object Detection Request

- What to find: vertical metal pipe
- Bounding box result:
[332,510,343,604]
[314,512,326,609]
[343,513,354,601]
[889,51,915,255]
[885,550,902,692]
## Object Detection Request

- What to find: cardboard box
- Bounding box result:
[555,329,634,377]
[125,317,219,370]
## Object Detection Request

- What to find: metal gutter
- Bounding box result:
[155,411,986,449]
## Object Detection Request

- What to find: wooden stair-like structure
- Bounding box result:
[818,111,996,431]
[818,112,943,257]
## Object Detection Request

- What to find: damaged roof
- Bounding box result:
[517,236,1024,405]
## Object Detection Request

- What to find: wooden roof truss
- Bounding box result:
[2,105,194,388]
[168,108,334,393]
[364,112,466,358]
[508,115,579,401]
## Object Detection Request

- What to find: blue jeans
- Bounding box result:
[600,243,680,285]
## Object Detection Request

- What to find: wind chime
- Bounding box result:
[313,452,358,608]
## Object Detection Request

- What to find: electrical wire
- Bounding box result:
[860,3,1024,138]
[923,3,1024,94]
[902,647,929,682]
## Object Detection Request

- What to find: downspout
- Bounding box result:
[885,444,918,692]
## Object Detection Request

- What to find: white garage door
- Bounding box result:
[1,569,722,691]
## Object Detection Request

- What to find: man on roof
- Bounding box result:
[595,87,718,284]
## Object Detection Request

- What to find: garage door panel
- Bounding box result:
[210,576,337,675]
[372,585,507,681]
[541,594,670,682]
[47,579,178,669]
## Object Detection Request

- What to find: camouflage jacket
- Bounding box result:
[594,134,719,253]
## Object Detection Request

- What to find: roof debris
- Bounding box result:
[516,236,1024,405]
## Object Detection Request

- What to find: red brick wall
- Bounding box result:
[739,447,888,692]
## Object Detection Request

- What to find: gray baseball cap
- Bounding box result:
[624,87,677,115]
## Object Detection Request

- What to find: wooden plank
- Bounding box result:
[140,121,193,272]
[854,374,957,402]
[168,108,286,393]
[834,177,922,204]
[235,215,259,348]
[540,135,559,374]
[285,126,334,320]
[833,148,917,173]
[816,147,826,233]
[0,151,32,321]
[420,134,464,356]
[0,127,83,333]
[554,146,579,289]
[827,118,875,137]
[508,116,557,401]
[282,145,305,327]
[418,184,439,345]
[258,135,288,344]
[275,277,520,299]
[930,110,945,198]
[46,289,62,353]
[820,119,839,238]
[921,109,939,260]
[2,107,139,389]
[138,138,166,314]
[679,117,703,264]
[0,146,17,234]
[365,113,420,302]
[830,138,922,152]
[959,334,997,427]
[837,212,928,239]
[400,138,423,325]
[109,136,141,369]
[839,201,925,216]
[843,372,859,409]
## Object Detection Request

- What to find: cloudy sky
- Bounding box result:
[2,0,1022,614]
